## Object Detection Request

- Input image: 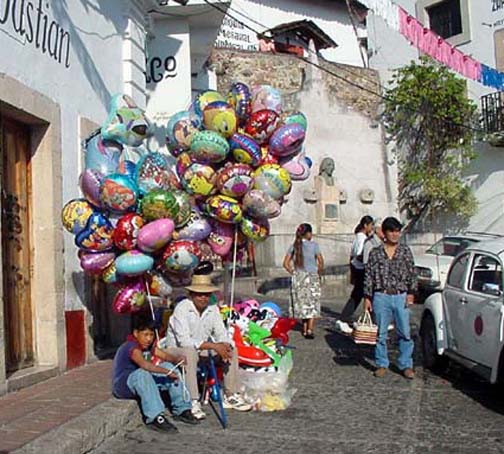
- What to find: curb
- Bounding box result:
[13,398,141,454]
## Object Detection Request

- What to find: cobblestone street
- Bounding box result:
[92,297,504,454]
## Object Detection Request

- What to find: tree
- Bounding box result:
[382,56,478,226]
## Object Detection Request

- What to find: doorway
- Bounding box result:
[1,116,34,373]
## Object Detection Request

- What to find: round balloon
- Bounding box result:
[207,219,234,257]
[215,163,254,198]
[84,133,122,175]
[251,85,282,114]
[172,190,192,227]
[181,163,216,197]
[115,250,154,276]
[140,189,179,222]
[202,101,238,138]
[191,90,225,118]
[227,82,251,122]
[244,109,280,144]
[253,164,292,200]
[229,133,262,167]
[113,213,145,250]
[61,199,94,234]
[240,216,269,242]
[135,152,176,195]
[260,301,282,317]
[189,130,230,164]
[283,111,308,131]
[166,110,201,151]
[79,169,103,207]
[175,207,211,241]
[112,280,146,314]
[205,195,243,224]
[137,218,175,253]
[100,173,138,212]
[163,240,201,273]
[80,251,115,275]
[269,123,306,157]
[75,212,114,252]
[242,189,281,219]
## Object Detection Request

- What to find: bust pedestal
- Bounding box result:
[315,176,340,234]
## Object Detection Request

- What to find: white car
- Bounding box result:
[420,238,504,384]
[413,234,497,292]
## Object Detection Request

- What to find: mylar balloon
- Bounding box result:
[140,189,179,222]
[135,152,176,195]
[194,260,214,276]
[207,220,234,256]
[112,279,146,314]
[202,101,238,138]
[100,173,138,212]
[80,251,116,275]
[244,109,280,144]
[102,262,118,284]
[205,195,243,224]
[84,133,122,175]
[191,90,225,118]
[181,163,216,197]
[75,212,114,252]
[113,213,145,250]
[251,85,282,114]
[175,207,211,241]
[280,151,311,181]
[166,110,201,151]
[242,189,281,219]
[148,271,173,298]
[163,240,201,273]
[269,123,306,157]
[189,130,230,164]
[79,169,103,207]
[61,199,94,234]
[137,218,175,253]
[115,250,154,276]
[229,133,262,167]
[215,163,254,198]
[240,216,270,242]
[172,190,192,227]
[283,111,308,131]
[227,82,251,122]
[253,164,292,200]
[118,159,137,178]
[165,269,193,287]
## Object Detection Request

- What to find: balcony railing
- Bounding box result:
[481,91,504,134]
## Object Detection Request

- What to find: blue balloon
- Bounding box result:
[115,250,154,277]
[84,133,122,175]
[260,301,282,317]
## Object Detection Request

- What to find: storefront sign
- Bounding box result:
[0,0,71,67]
[145,55,178,84]
[215,16,258,51]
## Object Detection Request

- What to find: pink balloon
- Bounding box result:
[207,219,234,257]
[80,251,115,274]
[79,169,103,207]
[112,280,146,314]
[137,218,175,253]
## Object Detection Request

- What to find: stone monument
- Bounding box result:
[314,157,340,234]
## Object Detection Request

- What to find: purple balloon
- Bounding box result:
[269,123,306,157]
[80,251,115,274]
[112,280,146,314]
[176,208,211,241]
[80,169,103,207]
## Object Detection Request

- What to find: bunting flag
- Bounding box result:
[362,0,504,91]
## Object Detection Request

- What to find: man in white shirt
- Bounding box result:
[166,274,251,420]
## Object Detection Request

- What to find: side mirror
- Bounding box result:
[482,283,502,297]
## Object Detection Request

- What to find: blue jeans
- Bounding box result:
[373,293,414,370]
[126,361,191,423]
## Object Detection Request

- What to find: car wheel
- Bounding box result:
[421,313,448,372]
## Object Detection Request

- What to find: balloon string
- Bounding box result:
[145,276,160,344]
[230,225,239,310]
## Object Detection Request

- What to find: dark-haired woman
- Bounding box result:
[283,223,324,339]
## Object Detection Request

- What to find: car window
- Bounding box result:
[427,238,477,257]
[446,253,470,288]
[468,254,503,294]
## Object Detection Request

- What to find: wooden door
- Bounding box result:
[1,116,34,373]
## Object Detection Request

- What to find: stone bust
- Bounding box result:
[318,157,335,186]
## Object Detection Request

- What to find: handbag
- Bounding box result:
[351,310,378,345]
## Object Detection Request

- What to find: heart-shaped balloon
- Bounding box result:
[75,212,114,252]
[79,169,103,207]
[135,152,177,195]
[242,189,281,219]
[175,207,211,241]
[280,151,311,181]
[113,213,145,250]
[112,280,146,314]
[80,251,116,274]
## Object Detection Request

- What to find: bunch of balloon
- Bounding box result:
[61,85,312,315]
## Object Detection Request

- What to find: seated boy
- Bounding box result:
[112,313,198,432]
[166,274,252,420]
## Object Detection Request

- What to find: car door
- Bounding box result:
[461,253,503,367]
[443,253,471,352]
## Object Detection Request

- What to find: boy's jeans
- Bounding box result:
[127,361,191,423]
[372,292,414,370]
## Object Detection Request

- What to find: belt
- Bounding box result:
[376,289,403,295]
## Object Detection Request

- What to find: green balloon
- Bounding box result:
[284,112,307,131]
[172,190,192,228]
[140,189,179,222]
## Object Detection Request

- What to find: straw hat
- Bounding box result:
[185,274,220,293]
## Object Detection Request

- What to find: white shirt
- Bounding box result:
[166,298,231,350]
[350,232,367,270]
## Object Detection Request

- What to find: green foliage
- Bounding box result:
[382,56,478,224]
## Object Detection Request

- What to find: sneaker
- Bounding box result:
[148,414,178,433]
[402,368,415,380]
[191,400,206,420]
[223,393,253,412]
[335,320,353,335]
[374,367,387,378]
[174,409,199,425]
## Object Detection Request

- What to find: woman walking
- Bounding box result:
[283,223,324,339]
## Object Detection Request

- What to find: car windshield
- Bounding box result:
[426,238,478,257]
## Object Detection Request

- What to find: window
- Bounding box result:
[469,254,503,294]
[426,0,462,39]
[426,237,477,257]
[446,253,469,288]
